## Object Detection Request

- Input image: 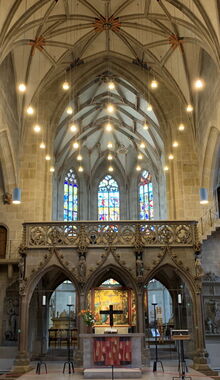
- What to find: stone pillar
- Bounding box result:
[192,292,217,376]
[136,287,150,366]
[74,289,84,366]
[13,294,32,373]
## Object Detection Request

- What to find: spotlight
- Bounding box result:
[164,166,169,171]
[45,155,51,161]
[136,165,141,171]
[18,83,26,92]
[178,123,185,131]
[107,142,113,149]
[143,122,149,130]
[66,106,73,115]
[194,78,205,90]
[50,166,55,172]
[186,104,193,112]
[77,154,82,161]
[105,123,112,132]
[172,141,179,148]
[107,154,113,160]
[73,141,79,149]
[108,81,115,90]
[140,142,145,149]
[40,142,46,149]
[108,166,114,172]
[70,123,77,132]
[62,81,70,90]
[150,80,158,89]
[147,104,153,111]
[168,154,174,160]
[26,106,34,115]
[33,124,41,133]
[107,104,115,113]
[137,153,143,160]
[78,166,84,172]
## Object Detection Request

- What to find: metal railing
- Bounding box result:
[197,207,219,238]
[23,220,197,249]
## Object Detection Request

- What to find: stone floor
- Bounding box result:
[11,361,217,380]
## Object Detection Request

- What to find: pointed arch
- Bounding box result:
[98,174,120,221]
[138,170,153,220]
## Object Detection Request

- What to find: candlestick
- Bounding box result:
[178,294,182,304]
[152,294,156,304]
[42,295,46,306]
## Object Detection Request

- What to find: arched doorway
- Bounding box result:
[145,266,194,360]
[28,268,78,360]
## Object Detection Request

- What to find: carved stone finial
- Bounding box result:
[3,192,12,204]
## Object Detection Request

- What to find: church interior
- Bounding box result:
[1,0,220,378]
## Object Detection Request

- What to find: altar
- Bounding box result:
[80,333,144,378]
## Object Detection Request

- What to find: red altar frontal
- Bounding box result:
[94,336,131,366]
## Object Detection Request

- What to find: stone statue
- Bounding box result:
[78,255,86,278]
[5,298,19,341]
[3,192,12,205]
[136,256,144,277]
[195,257,204,278]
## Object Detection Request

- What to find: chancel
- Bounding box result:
[0,1,220,378]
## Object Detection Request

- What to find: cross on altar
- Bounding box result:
[100,304,123,327]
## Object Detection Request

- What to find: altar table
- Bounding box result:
[80,333,144,369]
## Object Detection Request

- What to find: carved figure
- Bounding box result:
[78,255,86,278]
[136,256,144,277]
[5,298,19,341]
[18,259,25,280]
[3,192,12,205]
[195,257,204,278]
[206,318,217,334]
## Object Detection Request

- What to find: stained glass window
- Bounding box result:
[64,168,78,221]
[139,170,153,220]
[98,175,120,221]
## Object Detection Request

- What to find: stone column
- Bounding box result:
[74,289,84,366]
[192,292,217,376]
[136,287,150,366]
[13,294,32,373]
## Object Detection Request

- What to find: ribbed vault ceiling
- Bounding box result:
[0,0,219,173]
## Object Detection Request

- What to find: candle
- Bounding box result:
[68,296,72,305]
[42,295,46,306]
[152,294,156,304]
[178,294,182,304]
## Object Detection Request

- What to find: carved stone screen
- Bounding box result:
[0,226,7,258]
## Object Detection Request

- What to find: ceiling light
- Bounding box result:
[150,80,158,89]
[136,165,141,171]
[143,122,149,130]
[147,104,153,112]
[172,141,179,148]
[168,154,174,160]
[107,142,113,149]
[70,123,77,132]
[50,166,55,173]
[107,154,113,160]
[78,166,84,172]
[186,104,193,112]
[12,188,21,204]
[108,81,115,90]
[73,141,79,149]
[137,153,143,160]
[62,81,70,90]
[178,123,185,131]
[140,142,145,149]
[18,83,26,92]
[33,124,41,133]
[66,106,73,115]
[77,154,82,161]
[40,142,46,149]
[194,78,205,90]
[107,104,115,113]
[45,155,51,161]
[26,105,34,115]
[108,166,114,172]
[164,166,169,172]
[105,123,112,132]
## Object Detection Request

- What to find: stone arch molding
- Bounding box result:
[0,129,17,190]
